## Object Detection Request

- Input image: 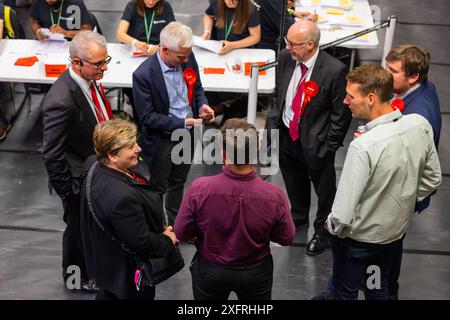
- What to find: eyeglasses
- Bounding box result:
[284,36,310,49]
[79,55,112,70]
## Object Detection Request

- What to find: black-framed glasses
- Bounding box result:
[79,55,112,70]
[284,36,309,49]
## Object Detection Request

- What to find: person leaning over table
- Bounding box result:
[116,0,175,57]
[201,0,261,122]
[201,0,260,56]
[80,119,179,300]
[29,0,92,40]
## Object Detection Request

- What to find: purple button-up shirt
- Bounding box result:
[174,166,295,265]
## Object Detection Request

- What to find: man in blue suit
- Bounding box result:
[384,44,442,300]
[133,21,215,226]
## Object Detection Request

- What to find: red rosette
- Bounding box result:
[391,98,405,113]
[299,80,318,117]
[183,67,197,107]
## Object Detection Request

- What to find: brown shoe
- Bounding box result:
[0,121,11,141]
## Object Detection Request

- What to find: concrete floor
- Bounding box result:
[0,0,449,300]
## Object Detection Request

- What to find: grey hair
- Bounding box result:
[69,30,107,60]
[295,20,321,48]
[159,21,193,51]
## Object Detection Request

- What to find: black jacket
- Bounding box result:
[266,49,351,170]
[80,156,175,299]
[42,69,97,197]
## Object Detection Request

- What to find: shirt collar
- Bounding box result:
[69,65,92,92]
[299,47,319,71]
[157,50,178,73]
[393,83,421,100]
[364,109,402,132]
[222,166,257,181]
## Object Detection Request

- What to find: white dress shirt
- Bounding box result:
[283,48,319,128]
[69,66,110,123]
[326,110,442,244]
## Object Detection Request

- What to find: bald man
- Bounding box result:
[266,20,351,255]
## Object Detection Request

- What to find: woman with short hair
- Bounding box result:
[80,118,179,300]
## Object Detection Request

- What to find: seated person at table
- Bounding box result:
[201,0,261,122]
[201,0,260,56]
[30,0,92,40]
[255,0,317,52]
[116,0,175,57]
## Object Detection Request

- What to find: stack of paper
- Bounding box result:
[39,28,66,41]
[321,0,353,10]
[329,15,364,27]
[193,36,223,54]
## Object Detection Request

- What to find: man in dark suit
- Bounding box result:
[266,20,351,255]
[42,30,112,291]
[384,44,442,300]
[133,21,215,226]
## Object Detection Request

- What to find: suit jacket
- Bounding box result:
[132,52,208,168]
[403,80,441,148]
[42,69,98,197]
[266,49,351,170]
[80,156,175,299]
[402,80,442,213]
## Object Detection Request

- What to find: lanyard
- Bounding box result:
[49,0,64,26]
[224,11,234,41]
[143,9,156,44]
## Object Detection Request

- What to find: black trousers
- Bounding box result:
[190,253,273,300]
[61,193,88,281]
[150,132,193,226]
[279,125,336,234]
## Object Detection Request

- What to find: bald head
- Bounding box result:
[288,20,321,48]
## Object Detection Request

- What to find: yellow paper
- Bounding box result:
[339,0,352,7]
[326,8,345,15]
[317,15,328,23]
[347,16,363,25]
[311,0,321,5]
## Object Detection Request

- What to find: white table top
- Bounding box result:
[298,0,379,49]
[0,39,276,94]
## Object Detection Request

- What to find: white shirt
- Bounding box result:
[283,48,319,128]
[69,66,110,123]
[326,110,442,244]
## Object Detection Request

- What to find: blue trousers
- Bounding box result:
[330,235,402,300]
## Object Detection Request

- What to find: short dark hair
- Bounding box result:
[386,44,430,84]
[220,118,258,166]
[136,0,165,17]
[346,64,393,103]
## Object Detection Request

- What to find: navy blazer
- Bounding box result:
[403,81,441,148]
[402,81,442,213]
[132,52,208,168]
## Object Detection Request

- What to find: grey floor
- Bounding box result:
[0,0,449,300]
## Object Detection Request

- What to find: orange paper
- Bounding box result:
[14,56,39,67]
[132,51,146,57]
[203,67,225,75]
[244,62,267,76]
[45,64,67,78]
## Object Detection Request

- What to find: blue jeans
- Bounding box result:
[330,235,402,300]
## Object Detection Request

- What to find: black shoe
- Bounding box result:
[81,279,99,293]
[306,233,328,256]
[295,221,309,230]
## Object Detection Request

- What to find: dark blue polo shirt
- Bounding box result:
[0,2,7,38]
[205,0,260,42]
[29,0,91,30]
[121,0,175,45]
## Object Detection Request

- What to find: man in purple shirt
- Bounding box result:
[174,118,295,300]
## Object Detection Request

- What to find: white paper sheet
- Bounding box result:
[193,36,223,54]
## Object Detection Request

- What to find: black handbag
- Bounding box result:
[86,161,185,289]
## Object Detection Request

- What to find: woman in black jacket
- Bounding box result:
[80,119,179,300]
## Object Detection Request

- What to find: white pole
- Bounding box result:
[247,63,260,125]
[381,16,397,68]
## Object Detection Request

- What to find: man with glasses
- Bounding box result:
[266,20,351,256]
[133,21,215,226]
[42,30,112,293]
